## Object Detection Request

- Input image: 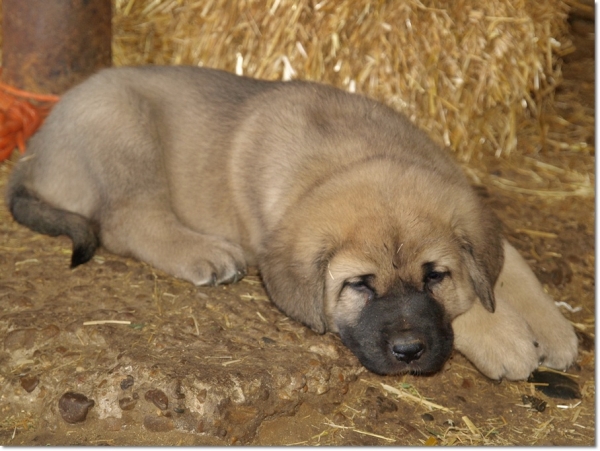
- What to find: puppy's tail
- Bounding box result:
[6,182,99,268]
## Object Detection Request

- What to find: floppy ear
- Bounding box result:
[258,233,329,334]
[456,211,504,313]
[460,239,499,312]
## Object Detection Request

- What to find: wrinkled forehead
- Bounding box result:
[327,220,461,289]
[393,233,461,280]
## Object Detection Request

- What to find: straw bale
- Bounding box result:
[110,0,571,160]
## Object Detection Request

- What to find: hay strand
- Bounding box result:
[112,0,574,161]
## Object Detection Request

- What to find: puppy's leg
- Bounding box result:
[453,240,578,380]
[100,200,246,286]
[496,240,578,370]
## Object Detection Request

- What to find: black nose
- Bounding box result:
[391,339,425,363]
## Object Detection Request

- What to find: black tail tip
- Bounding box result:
[71,244,97,268]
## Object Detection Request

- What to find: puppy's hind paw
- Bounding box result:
[190,264,247,286]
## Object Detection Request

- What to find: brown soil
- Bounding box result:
[0,17,594,446]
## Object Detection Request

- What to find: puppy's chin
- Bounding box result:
[338,288,454,376]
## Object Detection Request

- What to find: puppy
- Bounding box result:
[5,66,578,379]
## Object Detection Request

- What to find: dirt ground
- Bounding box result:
[0,15,595,447]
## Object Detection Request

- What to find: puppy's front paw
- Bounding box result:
[530,310,578,372]
[494,241,579,374]
[452,302,542,381]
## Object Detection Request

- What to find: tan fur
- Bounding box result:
[453,240,579,380]
[6,66,577,379]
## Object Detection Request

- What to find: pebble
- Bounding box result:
[422,413,435,422]
[118,396,137,411]
[143,415,174,432]
[20,374,39,393]
[145,389,169,410]
[261,336,276,345]
[120,375,134,390]
[58,392,95,424]
[522,395,547,412]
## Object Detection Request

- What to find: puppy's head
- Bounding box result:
[259,168,503,375]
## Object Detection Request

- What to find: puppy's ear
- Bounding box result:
[456,212,504,313]
[258,234,329,334]
[460,240,497,312]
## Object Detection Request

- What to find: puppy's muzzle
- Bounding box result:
[338,284,454,375]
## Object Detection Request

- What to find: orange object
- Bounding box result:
[0,69,59,162]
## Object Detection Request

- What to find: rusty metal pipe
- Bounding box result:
[2,0,112,94]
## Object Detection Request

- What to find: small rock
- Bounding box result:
[118,396,137,411]
[261,336,276,345]
[120,375,134,390]
[422,413,435,422]
[145,389,169,410]
[58,392,95,424]
[20,374,40,393]
[143,415,174,432]
[522,395,547,412]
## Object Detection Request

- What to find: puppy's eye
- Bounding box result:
[423,268,449,287]
[343,276,376,300]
